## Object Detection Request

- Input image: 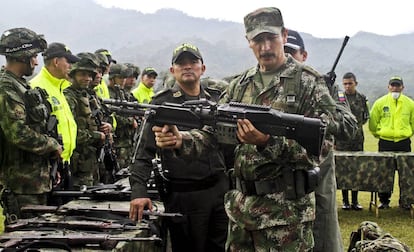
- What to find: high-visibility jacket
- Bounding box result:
[131,82,154,104]
[369,93,414,142]
[30,67,77,162]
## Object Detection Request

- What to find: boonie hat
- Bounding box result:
[389,76,403,86]
[172,43,203,64]
[42,42,79,63]
[244,7,284,40]
[285,29,305,51]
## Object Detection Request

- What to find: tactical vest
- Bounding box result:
[24,87,51,133]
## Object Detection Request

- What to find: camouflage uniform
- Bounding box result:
[0,28,60,221]
[64,53,102,186]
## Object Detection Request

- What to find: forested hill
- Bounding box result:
[1,0,413,103]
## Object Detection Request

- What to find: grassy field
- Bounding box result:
[0,125,412,250]
[337,124,414,250]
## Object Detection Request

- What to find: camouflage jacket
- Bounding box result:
[0,68,60,194]
[63,86,102,151]
[336,91,369,150]
[179,55,357,230]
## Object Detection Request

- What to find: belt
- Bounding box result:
[235,177,285,196]
[169,174,221,192]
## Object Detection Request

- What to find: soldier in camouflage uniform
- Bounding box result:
[153,8,357,251]
[284,29,356,252]
[108,63,138,169]
[0,28,62,222]
[124,63,140,98]
[64,52,112,186]
[336,72,369,210]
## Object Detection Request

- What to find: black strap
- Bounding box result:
[168,174,220,192]
[235,177,285,196]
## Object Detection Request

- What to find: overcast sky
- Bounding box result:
[94,0,414,38]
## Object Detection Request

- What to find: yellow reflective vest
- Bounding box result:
[369,93,414,142]
[30,67,77,162]
[131,82,154,104]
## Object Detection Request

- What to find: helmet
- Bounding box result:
[69,52,99,77]
[95,48,116,64]
[0,27,47,58]
[125,63,140,78]
[109,63,132,79]
[94,52,109,69]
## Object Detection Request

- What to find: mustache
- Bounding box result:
[259,53,276,58]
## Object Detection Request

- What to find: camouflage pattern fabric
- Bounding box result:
[334,151,396,192]
[226,219,314,252]
[0,69,59,194]
[395,153,414,207]
[336,91,369,151]
[349,221,410,252]
[64,87,101,186]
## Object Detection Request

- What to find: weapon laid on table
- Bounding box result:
[324,35,350,94]
[0,231,162,250]
[102,99,326,156]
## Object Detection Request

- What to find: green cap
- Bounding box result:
[389,76,403,86]
[142,67,158,76]
[172,43,203,64]
[244,7,284,40]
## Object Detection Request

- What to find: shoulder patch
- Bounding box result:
[302,65,322,78]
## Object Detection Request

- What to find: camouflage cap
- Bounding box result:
[125,63,141,78]
[69,52,99,77]
[171,43,203,64]
[43,42,79,63]
[95,48,117,64]
[0,27,47,58]
[109,63,132,79]
[244,7,284,40]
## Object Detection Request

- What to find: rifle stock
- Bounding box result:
[102,99,326,156]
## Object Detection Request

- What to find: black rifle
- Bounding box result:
[324,35,350,94]
[0,231,162,250]
[102,99,326,156]
[46,115,62,186]
[90,95,120,182]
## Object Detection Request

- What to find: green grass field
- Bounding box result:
[337,124,414,250]
[0,125,412,249]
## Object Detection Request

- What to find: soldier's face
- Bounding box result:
[24,55,38,76]
[142,74,156,88]
[342,78,357,94]
[170,55,205,87]
[248,31,288,72]
[92,69,103,87]
[73,70,93,88]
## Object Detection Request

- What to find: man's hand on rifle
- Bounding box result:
[99,122,112,134]
[237,119,270,147]
[153,125,183,149]
[129,197,152,221]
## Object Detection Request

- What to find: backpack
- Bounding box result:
[348,221,410,252]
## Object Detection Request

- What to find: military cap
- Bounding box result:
[244,7,284,40]
[95,48,117,64]
[43,42,79,63]
[0,27,47,58]
[389,76,403,86]
[109,63,132,79]
[69,52,99,77]
[172,43,203,64]
[125,63,141,78]
[285,29,305,51]
[142,67,158,77]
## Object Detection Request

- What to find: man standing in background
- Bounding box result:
[336,72,369,211]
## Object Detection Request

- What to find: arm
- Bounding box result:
[0,88,60,155]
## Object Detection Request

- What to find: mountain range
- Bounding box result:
[1,0,413,103]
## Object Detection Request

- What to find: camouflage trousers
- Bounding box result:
[71,151,99,187]
[226,220,314,252]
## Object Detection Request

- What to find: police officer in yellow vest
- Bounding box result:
[94,48,116,99]
[30,42,79,166]
[0,27,62,222]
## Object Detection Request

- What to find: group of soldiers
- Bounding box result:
[0,27,155,221]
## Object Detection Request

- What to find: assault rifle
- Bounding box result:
[102,99,326,156]
[0,231,162,250]
[324,35,350,94]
